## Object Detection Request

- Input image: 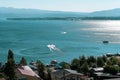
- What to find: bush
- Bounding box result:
[59,62,70,69]
[104,65,120,75]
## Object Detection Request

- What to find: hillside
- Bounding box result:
[0,7,87,18]
[0,7,120,18]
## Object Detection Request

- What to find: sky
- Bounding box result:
[0,0,120,12]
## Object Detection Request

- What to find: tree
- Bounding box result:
[37,60,45,79]
[4,59,15,80]
[45,68,51,80]
[110,56,118,65]
[117,58,120,66]
[4,50,16,80]
[104,65,120,75]
[20,57,27,65]
[102,55,107,62]
[59,62,70,69]
[8,49,14,60]
[97,56,104,67]
[79,62,89,75]
[87,56,96,67]
[71,58,79,70]
[79,55,86,66]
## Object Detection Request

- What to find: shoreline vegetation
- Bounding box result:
[1,50,120,80]
[7,17,120,21]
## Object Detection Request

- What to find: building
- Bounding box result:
[105,78,120,80]
[89,67,104,76]
[51,69,88,80]
[16,65,41,80]
[89,67,104,73]
[89,67,120,80]
[0,78,5,80]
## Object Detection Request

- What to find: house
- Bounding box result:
[0,73,5,80]
[89,67,104,80]
[51,69,88,80]
[89,67,104,76]
[89,67,120,80]
[96,74,120,80]
[16,65,41,80]
[105,78,120,80]
[89,67,104,72]
[0,78,5,80]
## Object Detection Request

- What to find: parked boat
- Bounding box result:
[103,41,109,44]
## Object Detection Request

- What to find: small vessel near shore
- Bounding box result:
[103,41,109,44]
[47,44,56,51]
[47,44,60,52]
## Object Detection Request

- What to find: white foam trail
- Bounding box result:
[47,44,60,52]
[61,32,67,34]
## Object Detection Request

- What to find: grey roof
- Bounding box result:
[65,69,83,75]
[52,69,82,74]
[65,69,77,74]
[105,78,120,80]
[51,69,83,78]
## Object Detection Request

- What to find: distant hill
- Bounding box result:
[0,7,87,18]
[89,8,120,17]
[0,7,120,18]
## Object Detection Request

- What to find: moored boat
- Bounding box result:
[103,41,109,44]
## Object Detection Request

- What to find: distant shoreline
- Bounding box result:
[7,17,120,21]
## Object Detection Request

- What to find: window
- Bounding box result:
[70,78,75,80]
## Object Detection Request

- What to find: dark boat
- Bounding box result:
[103,41,109,44]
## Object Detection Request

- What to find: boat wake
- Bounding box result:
[47,44,60,52]
[61,31,67,34]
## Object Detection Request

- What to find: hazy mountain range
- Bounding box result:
[0,7,120,18]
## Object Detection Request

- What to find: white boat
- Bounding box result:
[61,32,67,34]
[47,44,56,51]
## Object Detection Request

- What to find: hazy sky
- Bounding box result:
[0,0,120,12]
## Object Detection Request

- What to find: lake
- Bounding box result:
[0,19,120,64]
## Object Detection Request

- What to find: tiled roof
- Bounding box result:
[105,78,120,80]
[17,65,39,78]
[52,69,84,78]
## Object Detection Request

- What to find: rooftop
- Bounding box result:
[91,67,104,72]
[105,78,120,80]
[17,65,39,78]
[52,69,84,78]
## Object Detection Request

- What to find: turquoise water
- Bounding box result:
[0,19,120,64]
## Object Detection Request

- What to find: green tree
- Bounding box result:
[77,64,81,73]
[104,65,120,75]
[8,49,14,60]
[110,56,118,65]
[45,68,51,80]
[37,60,45,79]
[20,57,27,65]
[59,62,70,69]
[79,55,86,61]
[106,60,112,65]
[4,50,16,80]
[4,59,15,80]
[80,62,89,75]
[79,55,86,65]
[87,56,96,67]
[102,55,107,62]
[71,58,79,70]
[97,56,104,67]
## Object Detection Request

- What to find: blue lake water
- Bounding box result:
[0,19,120,64]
